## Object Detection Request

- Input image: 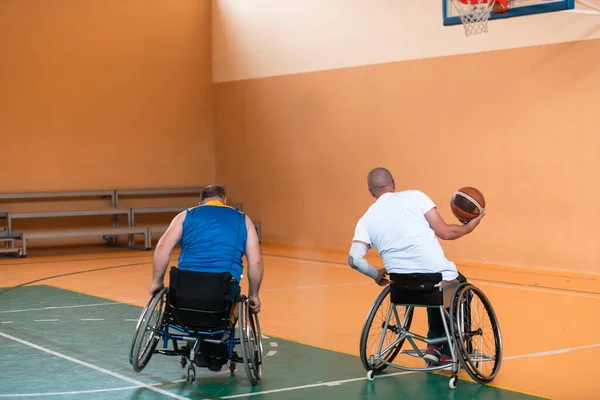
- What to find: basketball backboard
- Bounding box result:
[443,0,575,26]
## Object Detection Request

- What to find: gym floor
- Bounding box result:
[1,243,599,399]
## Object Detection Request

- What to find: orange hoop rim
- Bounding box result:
[458,0,509,7]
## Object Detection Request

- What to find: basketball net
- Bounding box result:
[450,0,503,36]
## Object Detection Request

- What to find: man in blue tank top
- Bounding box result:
[147,185,264,371]
[148,185,263,314]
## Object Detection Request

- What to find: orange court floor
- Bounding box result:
[1,242,599,399]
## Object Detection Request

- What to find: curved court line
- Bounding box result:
[0,331,189,400]
[0,252,153,267]
[0,256,176,297]
[0,260,155,296]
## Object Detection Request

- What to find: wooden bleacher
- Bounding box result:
[0,188,261,257]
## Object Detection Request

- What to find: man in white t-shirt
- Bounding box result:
[348,167,484,366]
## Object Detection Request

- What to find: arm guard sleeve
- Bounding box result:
[347,242,378,280]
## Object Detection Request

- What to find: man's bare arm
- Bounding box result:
[149,211,185,295]
[245,215,263,313]
[424,207,484,240]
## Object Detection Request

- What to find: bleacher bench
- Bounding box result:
[18,226,150,257]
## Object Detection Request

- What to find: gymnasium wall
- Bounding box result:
[0,0,215,192]
[212,1,600,275]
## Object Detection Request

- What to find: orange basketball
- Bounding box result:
[450,187,485,224]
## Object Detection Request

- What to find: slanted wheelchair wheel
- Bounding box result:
[359,285,414,372]
[129,287,168,372]
[451,284,502,384]
[238,297,263,385]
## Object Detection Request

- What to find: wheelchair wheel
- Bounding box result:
[359,285,414,372]
[451,284,502,384]
[238,297,263,385]
[129,287,168,372]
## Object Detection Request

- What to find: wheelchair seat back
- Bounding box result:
[389,272,444,307]
[168,267,237,330]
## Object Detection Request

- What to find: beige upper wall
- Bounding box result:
[213,0,600,83]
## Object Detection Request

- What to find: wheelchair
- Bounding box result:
[359,272,502,389]
[129,267,263,385]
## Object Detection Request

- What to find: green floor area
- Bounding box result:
[0,285,540,400]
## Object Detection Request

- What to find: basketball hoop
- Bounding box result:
[450,0,508,36]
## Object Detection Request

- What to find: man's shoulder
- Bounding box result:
[394,189,424,196]
[391,190,431,202]
[188,204,244,215]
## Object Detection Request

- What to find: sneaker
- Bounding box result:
[423,345,442,365]
[439,354,452,367]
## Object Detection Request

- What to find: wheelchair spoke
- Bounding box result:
[452,284,502,384]
[359,286,414,372]
[129,288,168,373]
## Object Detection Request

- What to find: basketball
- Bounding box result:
[450,187,485,224]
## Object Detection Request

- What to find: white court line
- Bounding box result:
[0,331,188,400]
[0,335,597,398]
[0,385,145,397]
[266,350,277,357]
[126,319,139,322]
[34,319,59,322]
[80,319,104,321]
[504,343,600,360]
[270,342,278,347]
[471,280,600,300]
[215,342,600,399]
[262,334,270,339]
[1,321,13,324]
[216,371,416,399]
[0,380,188,397]
[0,302,126,314]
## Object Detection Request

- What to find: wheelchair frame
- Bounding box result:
[360,281,502,389]
[129,287,263,385]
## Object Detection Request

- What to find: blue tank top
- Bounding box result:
[177,201,247,281]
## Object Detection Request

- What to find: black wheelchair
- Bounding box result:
[129,267,263,385]
[359,273,502,389]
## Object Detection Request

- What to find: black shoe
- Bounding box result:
[208,357,226,372]
[196,353,210,368]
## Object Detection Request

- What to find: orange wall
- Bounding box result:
[0,0,214,192]
[214,39,600,276]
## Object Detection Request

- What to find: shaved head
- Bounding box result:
[367,167,395,198]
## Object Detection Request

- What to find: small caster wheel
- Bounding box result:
[449,376,458,389]
[229,361,236,375]
[181,357,187,368]
[187,366,196,384]
[367,370,375,381]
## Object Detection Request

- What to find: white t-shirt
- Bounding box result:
[352,190,458,281]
